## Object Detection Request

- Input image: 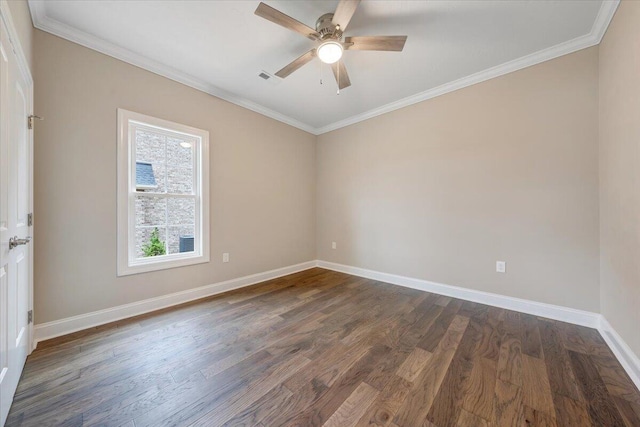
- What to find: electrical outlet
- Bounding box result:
[496,261,506,273]
[223,253,230,263]
[332,242,337,249]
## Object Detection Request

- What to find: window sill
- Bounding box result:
[117,253,210,276]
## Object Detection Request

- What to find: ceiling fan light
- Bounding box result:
[317,41,343,64]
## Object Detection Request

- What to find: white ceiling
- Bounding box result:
[28,0,618,134]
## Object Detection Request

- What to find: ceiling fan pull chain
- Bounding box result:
[337,60,340,95]
[320,59,323,85]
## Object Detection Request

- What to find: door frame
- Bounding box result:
[0,0,34,354]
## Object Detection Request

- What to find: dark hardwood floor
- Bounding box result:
[7,268,640,426]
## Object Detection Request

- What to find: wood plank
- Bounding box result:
[220,384,292,427]
[132,350,279,427]
[397,303,444,349]
[190,355,311,426]
[82,371,207,427]
[284,341,369,392]
[520,313,543,359]
[496,315,523,386]
[6,269,640,427]
[275,344,391,426]
[568,350,627,426]
[552,393,592,427]
[461,357,497,421]
[355,375,413,427]
[415,307,456,352]
[560,323,612,358]
[612,395,640,427]
[521,354,556,416]
[393,315,469,426]
[323,382,379,427]
[592,353,640,405]
[426,355,474,427]
[396,347,432,383]
[434,295,452,307]
[426,318,485,427]
[456,408,488,427]
[494,378,524,426]
[522,405,558,427]
[475,311,502,361]
[538,319,584,402]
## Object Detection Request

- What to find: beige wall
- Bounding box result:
[29,1,639,364]
[317,47,600,312]
[33,30,316,323]
[599,1,640,358]
[6,0,33,72]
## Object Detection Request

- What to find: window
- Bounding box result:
[117,109,209,276]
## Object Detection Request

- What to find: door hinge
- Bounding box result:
[28,213,33,227]
[28,115,43,130]
[28,310,33,324]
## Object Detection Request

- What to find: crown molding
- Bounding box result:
[591,0,619,43]
[27,1,316,135]
[28,0,619,136]
[315,0,620,134]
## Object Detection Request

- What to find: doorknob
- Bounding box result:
[9,236,31,250]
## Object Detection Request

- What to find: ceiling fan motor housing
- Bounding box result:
[255,1,408,89]
[316,13,342,40]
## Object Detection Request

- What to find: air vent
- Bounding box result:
[257,70,282,86]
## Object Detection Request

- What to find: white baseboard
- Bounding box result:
[317,260,600,328]
[33,260,317,346]
[598,316,640,391]
[317,259,640,391]
[33,258,640,392]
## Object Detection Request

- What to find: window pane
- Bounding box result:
[135,195,167,226]
[167,137,193,168]
[135,161,166,193]
[166,137,194,194]
[135,129,164,163]
[119,109,209,275]
[167,225,195,255]
[151,163,167,193]
[135,226,167,258]
[167,198,195,225]
[166,166,193,194]
[135,129,166,192]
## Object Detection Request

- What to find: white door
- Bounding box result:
[0,9,33,427]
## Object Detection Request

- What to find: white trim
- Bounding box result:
[33,260,317,346]
[116,108,210,276]
[598,316,640,391]
[315,0,620,135]
[591,0,620,44]
[27,0,619,136]
[32,258,640,392]
[317,259,640,390]
[0,0,35,356]
[0,0,33,86]
[316,260,600,328]
[27,1,315,135]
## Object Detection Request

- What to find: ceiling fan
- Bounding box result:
[255,0,407,90]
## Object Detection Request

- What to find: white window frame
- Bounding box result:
[117,109,210,276]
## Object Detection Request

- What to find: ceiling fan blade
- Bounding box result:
[255,2,320,40]
[331,61,351,90]
[332,0,361,31]
[275,49,316,78]
[344,36,407,51]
